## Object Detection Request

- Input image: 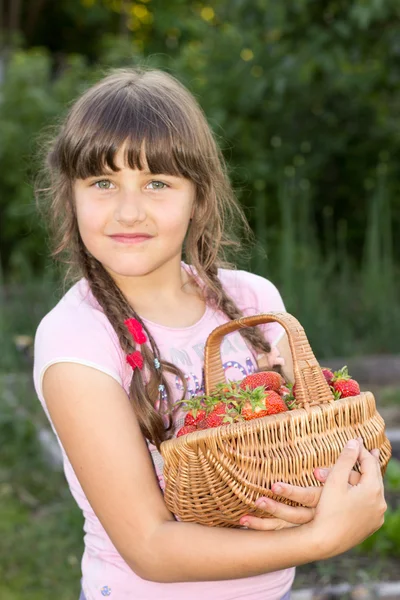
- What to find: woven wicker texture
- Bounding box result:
[160,312,392,527]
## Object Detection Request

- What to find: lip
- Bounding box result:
[109,233,153,244]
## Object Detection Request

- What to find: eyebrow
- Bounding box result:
[89,170,177,177]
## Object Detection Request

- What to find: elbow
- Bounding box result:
[127,556,178,583]
[124,528,180,583]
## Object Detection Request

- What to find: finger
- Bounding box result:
[254,497,315,524]
[358,442,383,486]
[314,467,361,487]
[325,439,361,490]
[239,515,297,531]
[371,448,380,461]
[269,483,322,508]
[349,470,361,486]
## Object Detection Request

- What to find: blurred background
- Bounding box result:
[0,1,400,598]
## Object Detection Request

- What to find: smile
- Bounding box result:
[109,234,153,245]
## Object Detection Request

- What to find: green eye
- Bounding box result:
[95,180,112,189]
[148,181,167,190]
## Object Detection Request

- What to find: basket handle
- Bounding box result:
[203,312,334,410]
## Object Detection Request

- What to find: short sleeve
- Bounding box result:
[255,277,286,347]
[218,269,286,347]
[33,299,127,406]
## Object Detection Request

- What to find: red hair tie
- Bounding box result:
[124,318,147,345]
[124,318,147,371]
[126,350,144,371]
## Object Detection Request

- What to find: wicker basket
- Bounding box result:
[160,312,392,527]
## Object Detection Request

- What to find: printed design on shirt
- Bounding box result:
[169,332,257,398]
[100,585,112,596]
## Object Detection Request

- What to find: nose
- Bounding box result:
[114,188,146,225]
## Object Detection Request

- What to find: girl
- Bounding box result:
[33,68,386,600]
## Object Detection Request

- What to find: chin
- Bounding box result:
[100,256,166,279]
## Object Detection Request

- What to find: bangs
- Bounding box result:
[61,84,201,182]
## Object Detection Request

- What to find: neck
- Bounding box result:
[106,255,199,311]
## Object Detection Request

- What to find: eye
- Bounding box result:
[146,180,169,190]
[93,179,115,190]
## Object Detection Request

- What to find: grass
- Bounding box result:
[0,373,83,600]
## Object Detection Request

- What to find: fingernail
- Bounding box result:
[258,501,267,510]
[241,520,249,527]
[273,484,282,494]
[346,439,358,449]
[318,468,329,477]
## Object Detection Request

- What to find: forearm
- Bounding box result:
[138,519,321,583]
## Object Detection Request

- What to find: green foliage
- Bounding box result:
[354,458,400,558]
[1,1,400,355]
[385,457,400,491]
[356,506,400,558]
[0,374,83,598]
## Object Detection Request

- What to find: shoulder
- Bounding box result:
[217,268,286,346]
[34,279,126,392]
[35,279,114,347]
[217,267,285,311]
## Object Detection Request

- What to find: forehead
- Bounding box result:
[108,143,149,173]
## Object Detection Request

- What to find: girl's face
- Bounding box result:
[73,147,196,279]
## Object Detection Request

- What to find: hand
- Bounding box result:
[240,444,380,531]
[257,346,285,371]
[309,439,387,559]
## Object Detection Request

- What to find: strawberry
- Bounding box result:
[184,409,206,427]
[205,411,225,428]
[176,425,197,437]
[211,402,227,415]
[205,403,232,428]
[196,419,208,430]
[321,367,334,385]
[241,388,287,420]
[239,371,283,393]
[333,378,360,398]
[332,366,360,399]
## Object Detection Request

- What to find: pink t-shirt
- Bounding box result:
[33,265,295,600]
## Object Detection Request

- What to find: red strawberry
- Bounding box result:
[333,378,360,398]
[211,402,227,415]
[321,367,334,385]
[184,409,206,427]
[177,425,197,437]
[241,389,288,420]
[332,366,360,399]
[279,385,291,397]
[196,419,208,430]
[205,403,232,428]
[205,411,225,428]
[239,371,283,393]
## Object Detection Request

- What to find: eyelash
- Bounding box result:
[92,179,169,190]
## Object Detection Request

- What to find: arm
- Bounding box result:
[43,364,386,583]
[43,363,319,583]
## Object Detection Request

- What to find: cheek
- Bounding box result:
[76,199,108,235]
[158,197,193,233]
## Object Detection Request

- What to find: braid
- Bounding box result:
[79,239,187,449]
[205,264,273,358]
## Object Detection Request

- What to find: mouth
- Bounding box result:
[109,233,153,245]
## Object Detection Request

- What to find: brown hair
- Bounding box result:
[37,67,273,449]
